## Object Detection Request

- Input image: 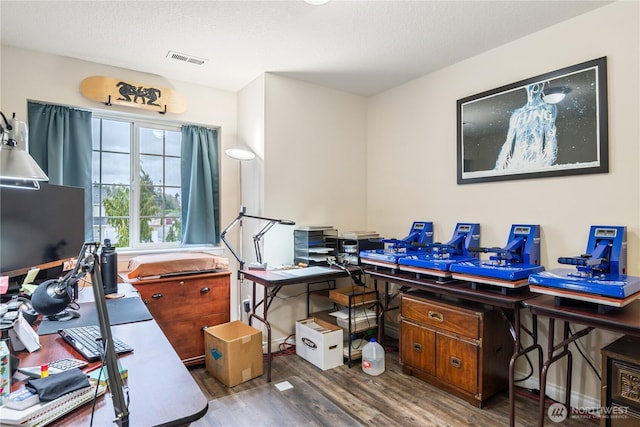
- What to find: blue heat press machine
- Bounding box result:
[397,223,480,280]
[450,224,544,291]
[359,221,433,270]
[528,225,640,312]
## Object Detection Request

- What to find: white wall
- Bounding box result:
[238,73,369,342]
[234,74,266,320]
[367,1,639,408]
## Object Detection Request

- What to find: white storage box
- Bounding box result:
[296,318,344,370]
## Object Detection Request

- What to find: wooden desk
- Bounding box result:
[524,295,640,427]
[367,269,540,427]
[12,284,208,426]
[240,266,362,382]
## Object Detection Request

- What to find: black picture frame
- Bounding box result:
[456,57,608,184]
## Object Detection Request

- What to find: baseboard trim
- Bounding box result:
[515,371,601,410]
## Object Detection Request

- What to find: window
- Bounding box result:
[91,116,182,249]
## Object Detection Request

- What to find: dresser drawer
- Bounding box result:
[137,276,230,321]
[400,319,436,375]
[609,359,640,416]
[159,313,230,363]
[601,335,640,427]
[401,294,482,339]
[436,333,479,395]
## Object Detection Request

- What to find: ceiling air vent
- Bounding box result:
[166,50,207,66]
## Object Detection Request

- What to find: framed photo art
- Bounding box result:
[456,57,608,184]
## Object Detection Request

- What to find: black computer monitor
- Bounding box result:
[0,182,85,284]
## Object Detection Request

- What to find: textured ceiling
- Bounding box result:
[1,1,611,97]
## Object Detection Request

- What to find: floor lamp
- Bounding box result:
[224,146,256,319]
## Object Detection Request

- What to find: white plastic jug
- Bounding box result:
[362,338,385,376]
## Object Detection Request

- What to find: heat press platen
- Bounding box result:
[528,268,640,299]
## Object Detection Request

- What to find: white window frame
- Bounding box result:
[92,113,182,250]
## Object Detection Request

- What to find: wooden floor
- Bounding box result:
[189,346,599,427]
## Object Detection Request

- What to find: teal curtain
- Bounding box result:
[181,125,220,245]
[27,102,93,240]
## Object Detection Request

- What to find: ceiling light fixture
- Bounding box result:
[304,0,330,5]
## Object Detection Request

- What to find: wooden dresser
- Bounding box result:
[400,291,512,407]
[132,271,231,366]
[601,335,640,427]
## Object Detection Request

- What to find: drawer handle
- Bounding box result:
[428,311,444,322]
[450,357,462,369]
[179,281,185,285]
[413,343,422,353]
[152,293,163,299]
[200,287,210,293]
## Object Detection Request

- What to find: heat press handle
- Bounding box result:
[468,246,515,254]
[468,246,494,253]
[558,255,603,266]
[411,242,450,248]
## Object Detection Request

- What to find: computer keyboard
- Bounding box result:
[57,325,134,362]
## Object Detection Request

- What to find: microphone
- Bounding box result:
[31,276,77,316]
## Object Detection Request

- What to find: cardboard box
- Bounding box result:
[204,321,263,387]
[0,340,10,405]
[329,285,377,306]
[296,317,344,370]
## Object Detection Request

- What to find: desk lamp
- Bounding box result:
[0,111,48,189]
[31,272,80,321]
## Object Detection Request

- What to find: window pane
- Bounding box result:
[139,217,160,243]
[91,184,107,218]
[140,128,164,155]
[165,188,181,216]
[102,120,131,153]
[164,217,182,243]
[101,153,130,184]
[92,118,100,150]
[139,183,161,220]
[165,131,181,156]
[165,157,181,186]
[91,152,101,183]
[103,217,128,247]
[140,154,163,184]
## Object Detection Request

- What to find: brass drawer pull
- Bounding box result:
[413,343,422,353]
[152,293,163,299]
[450,357,462,369]
[428,311,444,322]
[200,287,210,293]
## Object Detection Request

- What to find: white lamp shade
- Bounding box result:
[0,145,49,181]
[225,147,256,161]
[1,115,49,188]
